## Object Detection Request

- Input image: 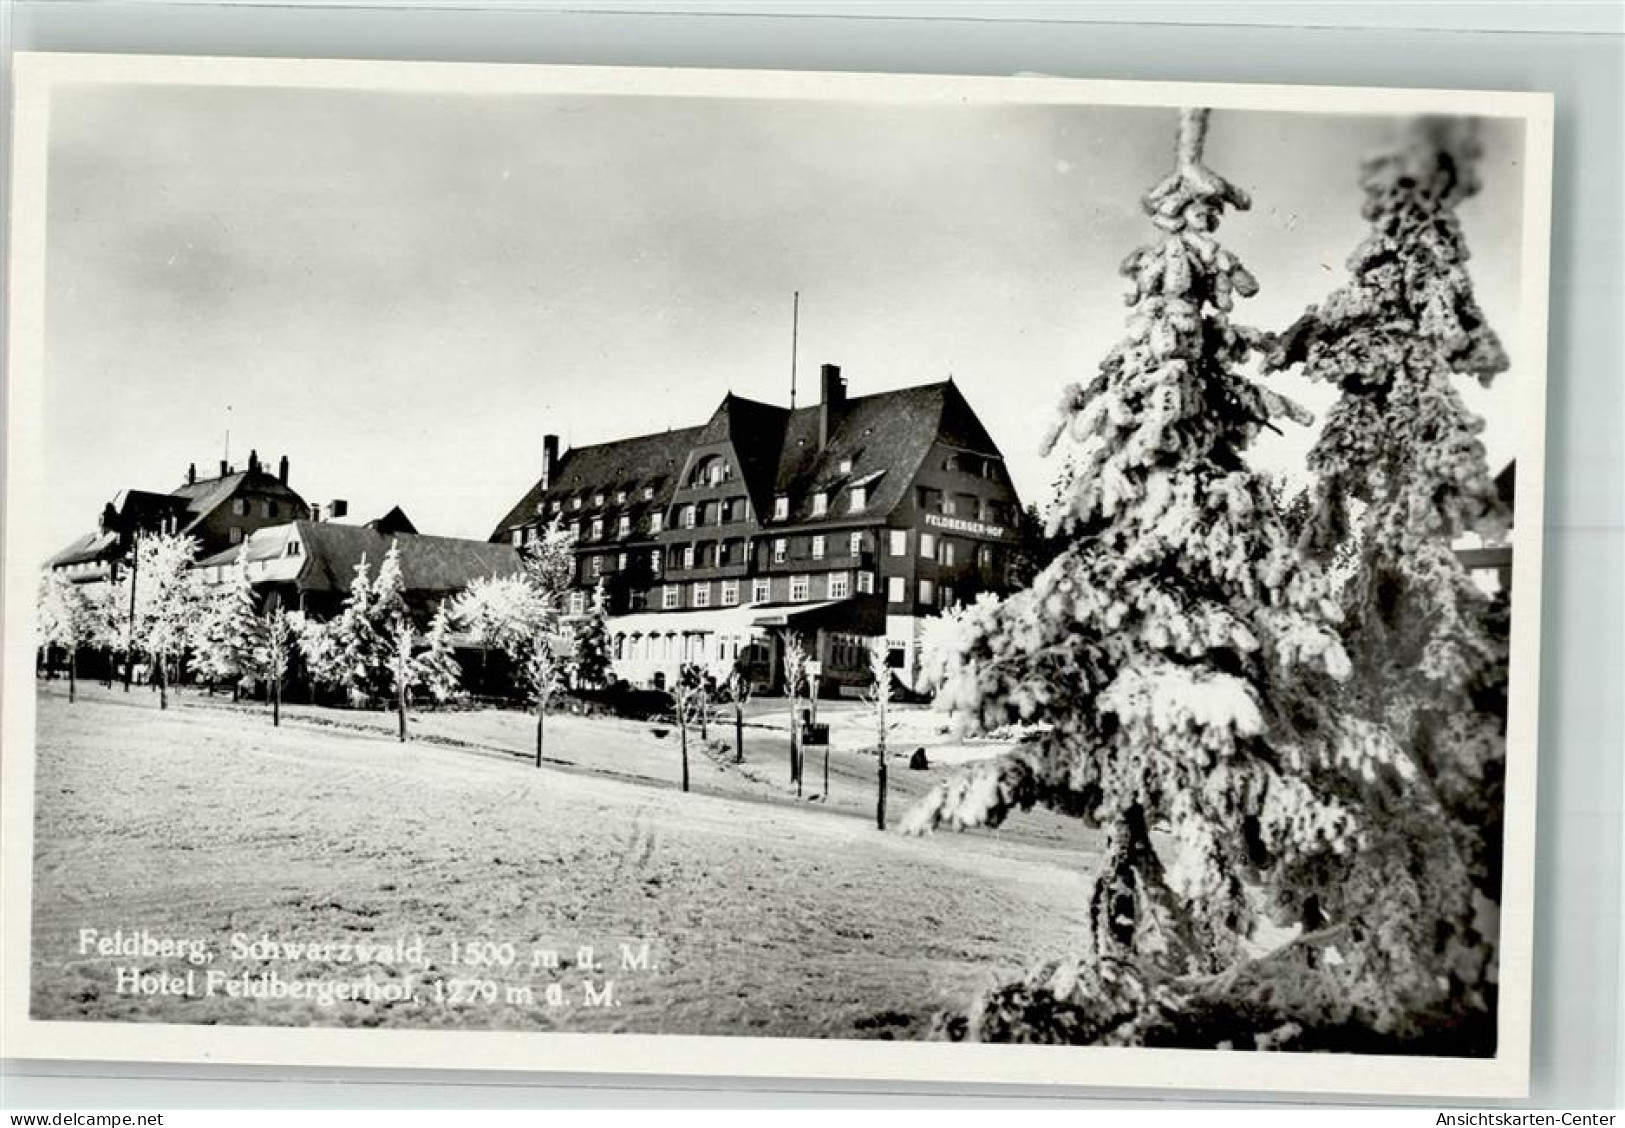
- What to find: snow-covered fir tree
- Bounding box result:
[191,556,259,699]
[1263,115,1511,1044]
[572,580,613,690]
[415,601,465,708]
[324,554,384,704]
[906,108,1415,1047]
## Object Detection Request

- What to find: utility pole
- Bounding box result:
[122,530,139,692]
[788,290,800,410]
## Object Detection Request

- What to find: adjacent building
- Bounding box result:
[196,519,524,622]
[490,364,1024,691]
[48,451,310,585]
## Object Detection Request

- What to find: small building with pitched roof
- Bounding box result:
[47,451,310,585]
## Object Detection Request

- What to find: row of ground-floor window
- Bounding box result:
[607,616,927,696]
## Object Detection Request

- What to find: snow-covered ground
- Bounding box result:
[27,682,1101,1039]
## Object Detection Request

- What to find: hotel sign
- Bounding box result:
[923,513,1009,541]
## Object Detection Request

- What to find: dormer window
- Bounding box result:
[615,490,627,504]
[850,485,867,512]
[643,486,655,501]
[572,496,582,510]
[774,496,789,520]
[812,492,828,517]
[593,492,605,507]
[838,457,853,474]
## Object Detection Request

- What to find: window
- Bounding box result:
[774,496,789,520]
[683,505,697,528]
[848,531,864,557]
[233,498,250,516]
[643,485,655,501]
[650,511,663,534]
[682,545,696,569]
[617,552,628,571]
[918,487,942,513]
[919,579,936,606]
[590,556,603,578]
[286,540,302,558]
[838,457,853,473]
[618,514,631,537]
[828,573,850,599]
[693,583,711,609]
[811,535,826,560]
[593,492,605,507]
[939,540,956,567]
[616,490,627,504]
[721,579,740,606]
[886,576,905,603]
[773,538,788,564]
[591,517,604,539]
[979,544,996,570]
[920,532,937,559]
[572,497,582,510]
[261,500,275,518]
[663,586,680,610]
[857,571,875,594]
[651,549,663,574]
[790,574,810,602]
[812,492,828,516]
[752,577,772,604]
[942,496,957,516]
[510,528,524,545]
[850,486,866,511]
[570,591,587,615]
[889,529,908,556]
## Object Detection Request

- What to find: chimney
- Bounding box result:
[278,454,289,485]
[541,434,560,490]
[219,459,229,478]
[186,462,196,486]
[329,499,349,520]
[819,363,847,449]
[311,503,322,523]
[247,449,260,474]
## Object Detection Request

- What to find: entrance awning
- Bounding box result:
[749,595,885,634]
[606,596,884,638]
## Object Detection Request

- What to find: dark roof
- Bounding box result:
[47,530,120,569]
[169,468,306,533]
[366,506,418,536]
[488,425,704,538]
[768,382,982,522]
[491,378,1010,538]
[201,521,524,597]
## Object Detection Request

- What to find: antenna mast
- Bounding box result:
[789,290,800,410]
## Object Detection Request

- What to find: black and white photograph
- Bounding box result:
[2,55,1552,1098]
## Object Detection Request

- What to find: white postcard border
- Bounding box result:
[1,51,1555,1100]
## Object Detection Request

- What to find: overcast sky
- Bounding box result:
[41,83,1527,552]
